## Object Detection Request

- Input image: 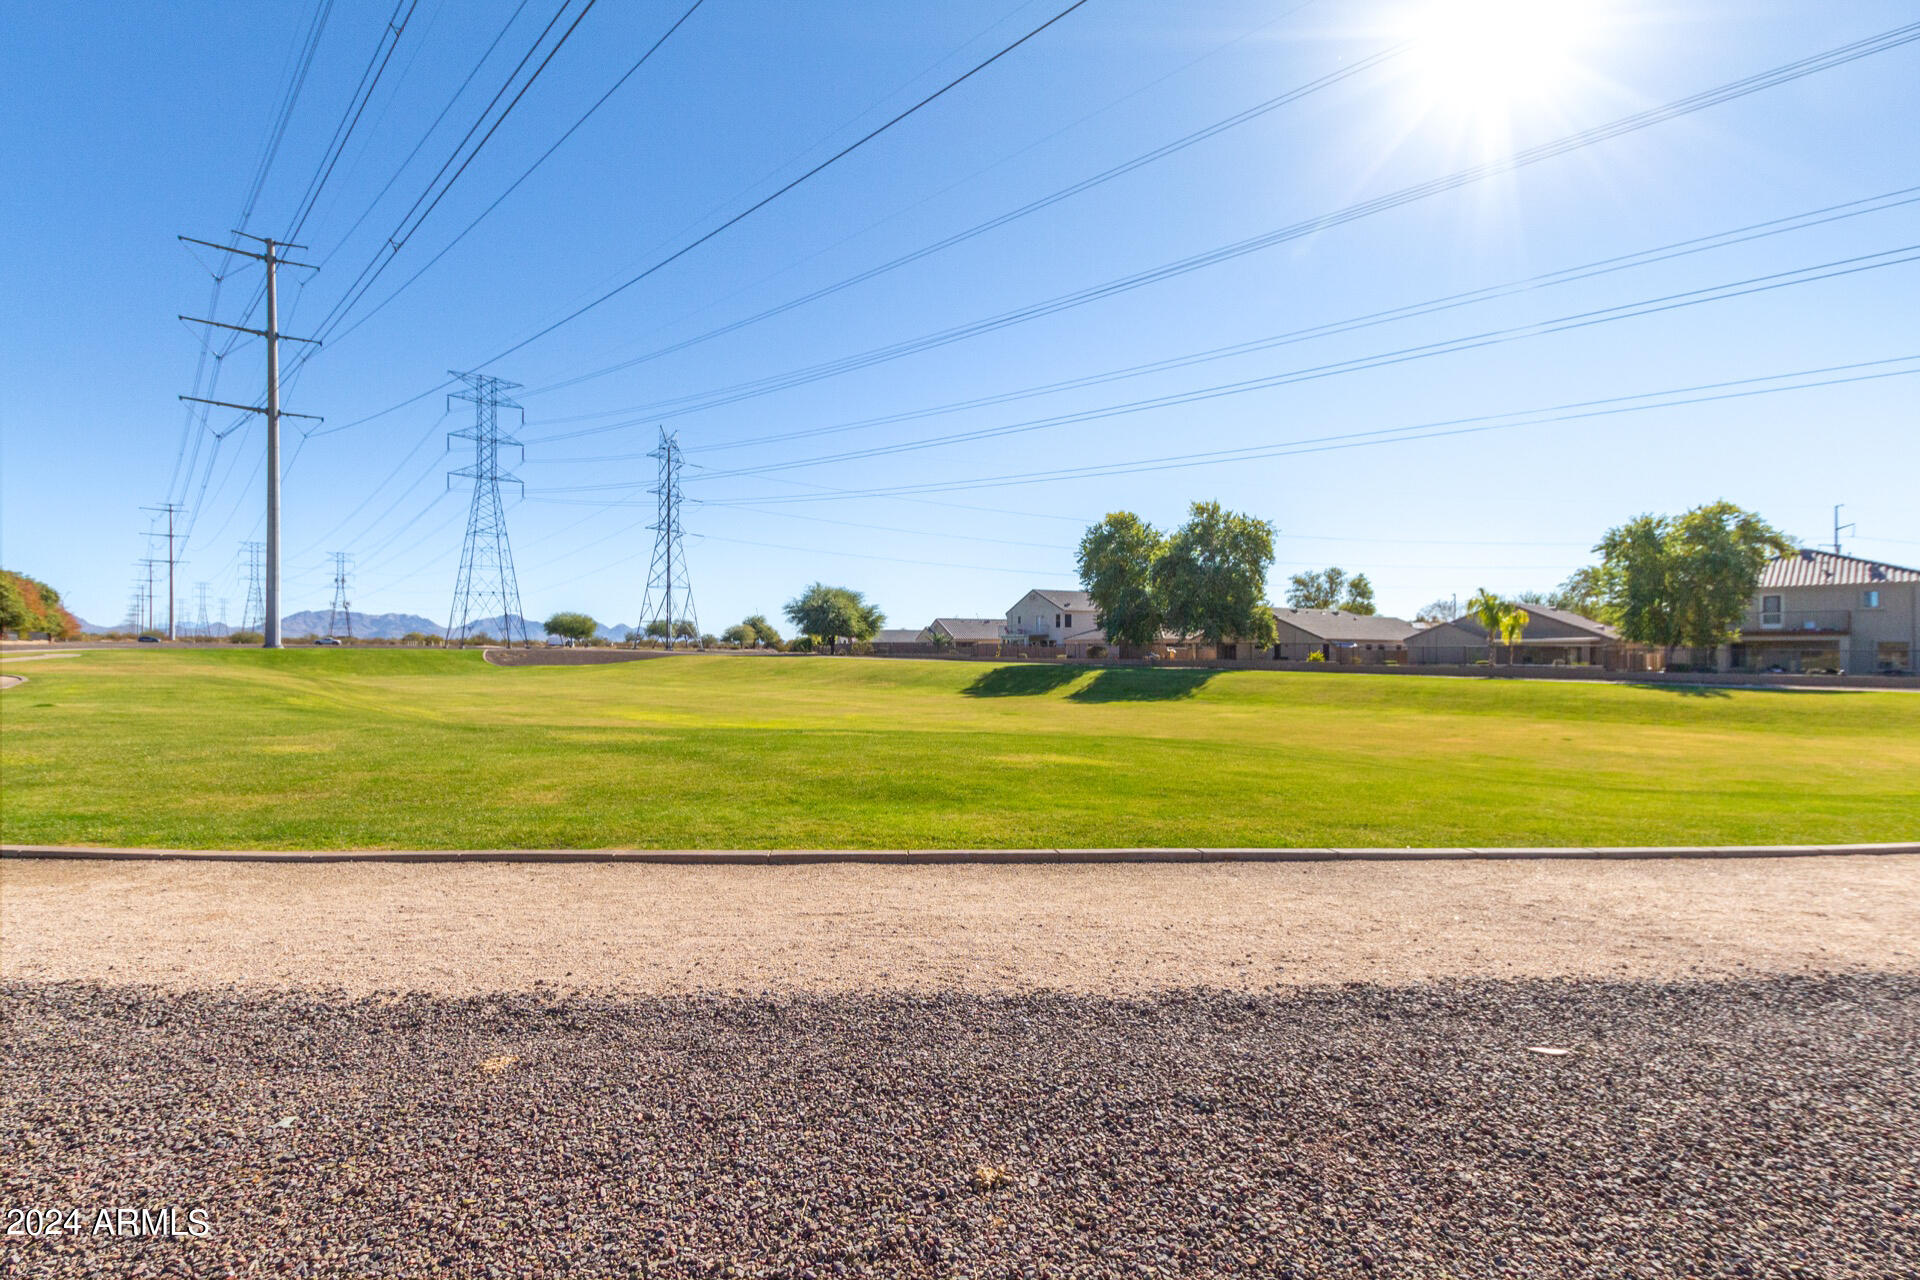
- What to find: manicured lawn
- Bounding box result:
[2,648,1916,849]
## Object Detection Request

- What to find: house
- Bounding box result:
[1270,609,1416,662]
[926,617,1005,652]
[1004,590,1096,646]
[1728,550,1918,674]
[1406,603,1617,666]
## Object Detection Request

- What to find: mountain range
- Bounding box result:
[75,611,645,641]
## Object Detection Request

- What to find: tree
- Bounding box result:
[1596,502,1791,662]
[1547,566,1612,620]
[644,619,672,643]
[1285,566,1375,615]
[721,623,750,647]
[0,570,79,639]
[783,583,883,652]
[1415,596,1461,623]
[741,614,783,648]
[672,619,698,641]
[1153,501,1277,645]
[1076,512,1165,646]
[543,611,597,643]
[1498,606,1531,663]
[1465,587,1531,666]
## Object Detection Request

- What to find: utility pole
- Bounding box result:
[141,502,186,639]
[178,233,320,649]
[140,558,160,634]
[1832,504,1855,555]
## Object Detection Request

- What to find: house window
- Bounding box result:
[1065,614,1072,628]
[1054,613,1061,627]
[1862,589,1881,609]
[1761,595,1782,628]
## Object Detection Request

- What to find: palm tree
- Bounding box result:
[1498,607,1530,665]
[1466,588,1505,665]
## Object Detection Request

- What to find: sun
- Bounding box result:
[1400,0,1607,122]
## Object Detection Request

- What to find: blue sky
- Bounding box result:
[4,0,1918,632]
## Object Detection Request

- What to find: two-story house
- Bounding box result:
[1004,589,1099,648]
[1730,550,1918,674]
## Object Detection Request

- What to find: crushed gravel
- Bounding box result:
[5,974,1917,1277]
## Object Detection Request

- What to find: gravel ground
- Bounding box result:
[6,856,1918,994]
[4,975,1918,1278]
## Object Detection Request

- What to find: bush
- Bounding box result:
[227,630,264,645]
[1307,651,1326,663]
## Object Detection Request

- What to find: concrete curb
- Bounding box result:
[3,842,1916,865]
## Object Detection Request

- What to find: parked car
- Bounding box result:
[315,636,342,646]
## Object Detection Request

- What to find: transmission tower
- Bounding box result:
[241,541,266,633]
[326,552,353,640]
[142,502,187,639]
[638,427,697,648]
[217,597,230,636]
[194,583,212,640]
[444,371,528,648]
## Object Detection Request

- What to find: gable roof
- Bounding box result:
[1023,588,1095,613]
[1271,608,1416,643]
[1436,603,1617,641]
[1760,549,1920,588]
[871,629,926,645]
[930,617,1004,641]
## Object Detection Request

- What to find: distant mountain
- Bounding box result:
[280,610,442,640]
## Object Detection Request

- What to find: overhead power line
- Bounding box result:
[527,183,1920,452]
[531,19,1920,428]
[535,241,1920,489]
[518,38,1411,399]
[682,353,1920,506]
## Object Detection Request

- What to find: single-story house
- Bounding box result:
[1406,603,1617,666]
[1729,549,1918,674]
[1270,609,1417,662]
[927,617,1005,652]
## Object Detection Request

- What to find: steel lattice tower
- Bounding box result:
[194,583,212,640]
[241,542,266,632]
[326,552,354,639]
[444,371,528,648]
[637,427,697,647]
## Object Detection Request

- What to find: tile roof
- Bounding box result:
[1271,609,1417,643]
[871,630,926,645]
[1759,549,1920,588]
[1436,603,1618,640]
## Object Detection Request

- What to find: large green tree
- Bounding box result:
[543,611,597,643]
[1596,502,1791,659]
[1076,512,1165,646]
[783,583,884,651]
[1546,565,1613,620]
[0,570,79,639]
[1153,501,1277,645]
[1284,566,1376,614]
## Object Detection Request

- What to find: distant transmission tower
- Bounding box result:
[241,541,266,633]
[194,583,212,640]
[326,552,354,639]
[444,371,528,648]
[638,427,697,647]
[217,597,230,636]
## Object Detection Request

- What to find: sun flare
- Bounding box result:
[1402,0,1607,120]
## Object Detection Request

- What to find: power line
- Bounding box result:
[322,0,709,350]
[685,353,1920,506]
[531,183,1920,453]
[518,37,1410,401]
[539,241,1920,489]
[525,20,1920,428]
[458,0,1096,375]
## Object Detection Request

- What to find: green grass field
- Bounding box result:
[2,648,1917,849]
